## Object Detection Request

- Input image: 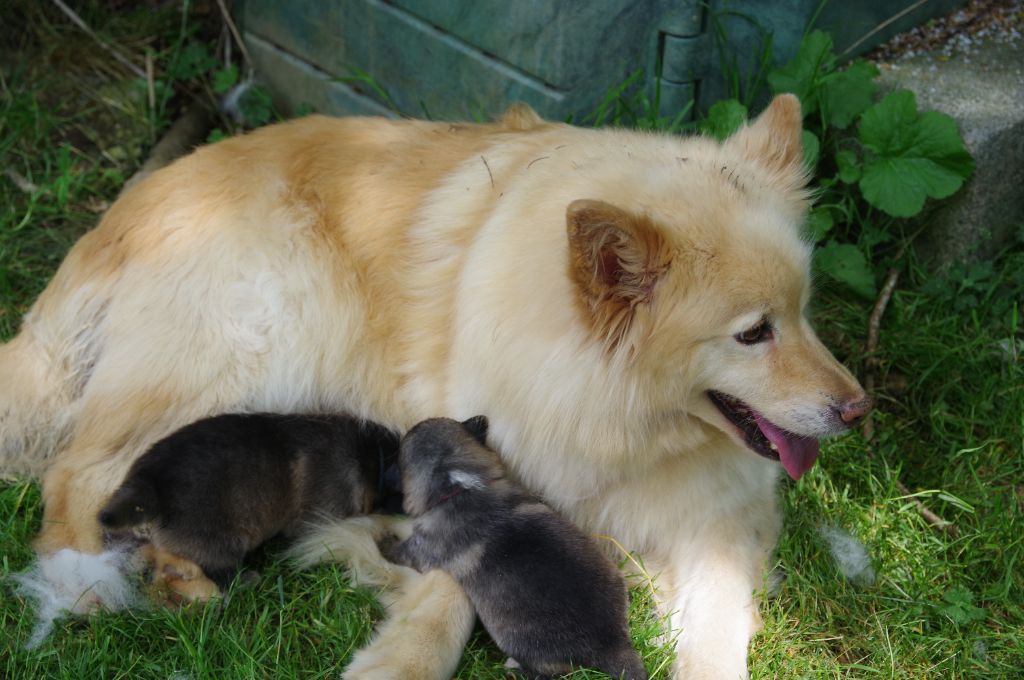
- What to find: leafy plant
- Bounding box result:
[704,30,974,299]
[937,586,987,626]
[163,40,279,138]
[857,90,974,218]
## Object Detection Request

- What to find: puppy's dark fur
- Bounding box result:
[99,412,399,588]
[386,417,647,680]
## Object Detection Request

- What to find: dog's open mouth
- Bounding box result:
[707,391,819,480]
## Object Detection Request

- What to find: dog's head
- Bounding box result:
[566,95,869,479]
[398,416,504,515]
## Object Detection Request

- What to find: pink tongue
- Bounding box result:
[753,414,820,480]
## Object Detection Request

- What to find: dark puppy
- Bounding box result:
[99,412,400,589]
[385,416,647,680]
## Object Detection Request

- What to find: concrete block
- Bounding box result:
[878,38,1024,268]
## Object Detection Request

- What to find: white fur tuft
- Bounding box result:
[447,469,484,490]
[817,524,875,586]
[12,548,145,647]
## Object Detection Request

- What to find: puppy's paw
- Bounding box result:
[143,546,222,604]
[375,534,401,562]
[151,574,221,605]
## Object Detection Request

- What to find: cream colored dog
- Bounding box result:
[0,95,868,679]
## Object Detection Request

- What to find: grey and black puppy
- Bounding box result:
[384,416,647,680]
[99,412,400,589]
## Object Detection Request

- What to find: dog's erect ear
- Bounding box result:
[498,102,545,131]
[725,94,806,183]
[462,416,489,445]
[567,199,672,349]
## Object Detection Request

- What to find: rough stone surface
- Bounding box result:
[877,37,1024,269]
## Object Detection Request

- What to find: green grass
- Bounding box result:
[2,3,1023,678]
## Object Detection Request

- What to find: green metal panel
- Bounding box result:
[237,0,963,122]
[701,0,963,107]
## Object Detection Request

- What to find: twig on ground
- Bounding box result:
[862,268,901,442]
[214,0,253,74]
[3,168,45,195]
[895,480,959,537]
[841,0,930,57]
[145,51,155,112]
[50,0,146,79]
[862,266,958,537]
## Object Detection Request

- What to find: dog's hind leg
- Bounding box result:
[36,399,186,553]
[343,570,475,680]
[290,517,473,680]
[0,330,80,480]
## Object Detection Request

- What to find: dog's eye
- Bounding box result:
[735,318,773,345]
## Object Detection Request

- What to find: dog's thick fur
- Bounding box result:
[0,95,867,678]
[387,416,647,680]
[99,412,399,593]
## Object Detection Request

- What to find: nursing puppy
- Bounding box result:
[385,417,647,680]
[99,413,399,594]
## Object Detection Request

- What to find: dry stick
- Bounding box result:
[840,0,931,57]
[861,268,958,536]
[214,0,253,73]
[50,0,146,80]
[145,51,156,113]
[861,268,901,442]
[3,168,44,195]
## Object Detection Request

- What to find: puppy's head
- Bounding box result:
[566,95,869,479]
[398,416,504,515]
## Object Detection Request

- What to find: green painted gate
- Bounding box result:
[237,0,961,122]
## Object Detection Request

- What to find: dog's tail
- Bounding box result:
[287,515,414,592]
[97,481,159,530]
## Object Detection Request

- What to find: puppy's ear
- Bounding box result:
[462,416,489,445]
[724,94,808,186]
[567,199,672,349]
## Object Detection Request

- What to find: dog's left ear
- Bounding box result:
[725,94,807,185]
[567,199,672,349]
[462,416,489,445]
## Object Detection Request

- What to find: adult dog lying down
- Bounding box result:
[0,94,869,678]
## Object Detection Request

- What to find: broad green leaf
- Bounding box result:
[860,223,892,248]
[168,42,217,81]
[238,86,274,127]
[938,587,987,625]
[213,65,239,94]
[859,90,974,217]
[815,241,876,298]
[767,30,835,115]
[820,61,879,129]
[802,130,820,169]
[206,128,228,143]
[835,149,861,183]
[700,99,747,141]
[805,207,833,242]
